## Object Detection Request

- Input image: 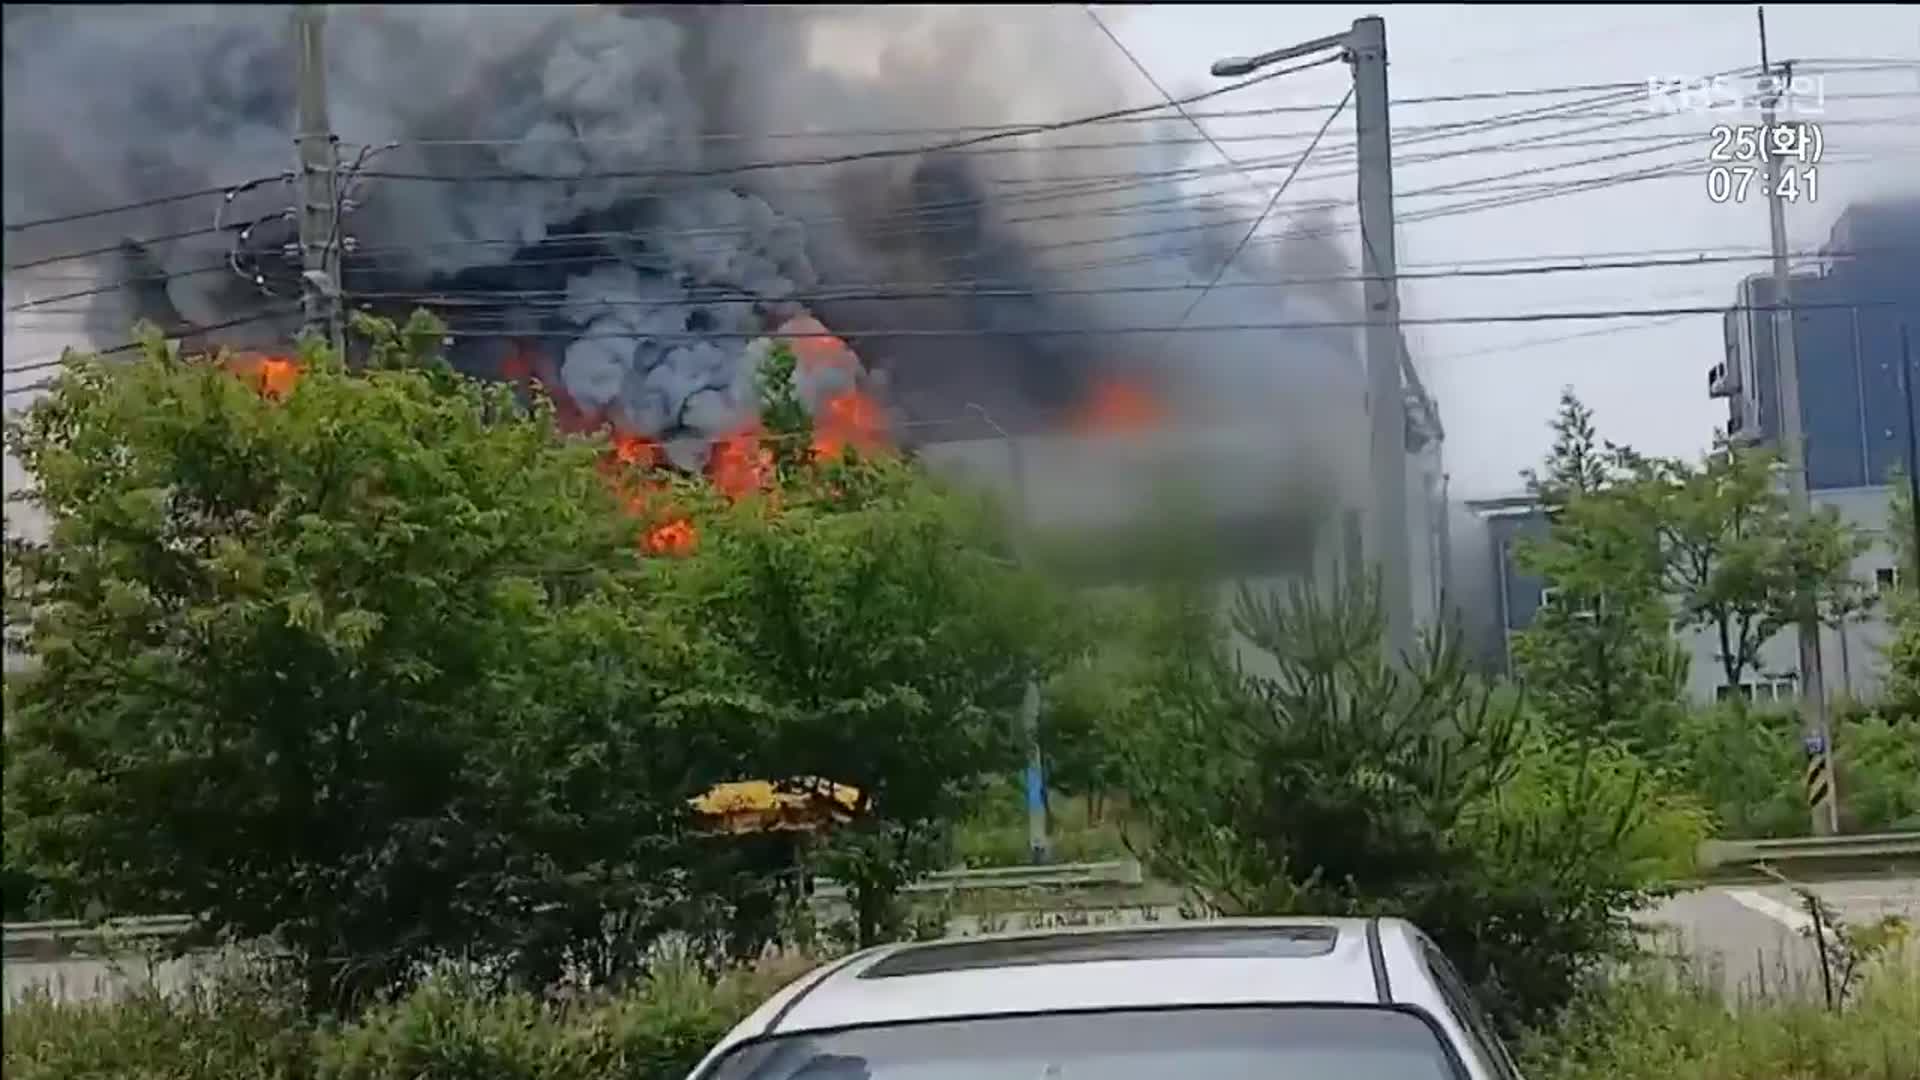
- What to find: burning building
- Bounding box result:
[4,5,1447,607]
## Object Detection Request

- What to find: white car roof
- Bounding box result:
[713,918,1399,1054]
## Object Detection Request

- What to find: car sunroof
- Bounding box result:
[859,925,1339,978]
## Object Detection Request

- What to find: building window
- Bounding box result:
[1877,567,1900,593]
[1717,678,1798,703]
[1539,585,1604,619]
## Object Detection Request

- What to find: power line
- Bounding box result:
[12,128,1905,322]
[12,301,1891,400]
[1424,314,1699,363]
[332,248,1898,315]
[17,111,1906,296]
[3,176,291,234]
[5,223,241,274]
[2,307,298,383]
[358,55,1346,186]
[366,74,1806,152]
[395,299,1911,345]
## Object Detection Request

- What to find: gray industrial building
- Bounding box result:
[1462,197,1920,704]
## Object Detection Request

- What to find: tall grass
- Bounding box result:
[1522,942,1920,1080]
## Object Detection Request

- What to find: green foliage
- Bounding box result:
[1673,704,1807,839]
[1615,438,1871,691]
[1520,950,1920,1080]
[677,446,1083,945]
[1511,390,1689,750]
[1673,705,1920,838]
[2,951,816,1080]
[1,318,742,1006]
[2,962,314,1080]
[1105,574,1691,1032]
[1833,713,1920,832]
[1877,469,1920,721]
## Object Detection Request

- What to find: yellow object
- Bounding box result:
[690,778,862,835]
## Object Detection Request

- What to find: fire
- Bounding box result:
[227,353,301,399]
[708,424,774,500]
[645,518,698,556]
[813,389,887,461]
[609,430,662,470]
[499,321,891,559]
[779,315,858,377]
[1070,377,1164,434]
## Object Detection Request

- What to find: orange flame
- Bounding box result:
[709,424,775,500]
[609,430,663,470]
[645,517,699,556]
[813,389,887,461]
[227,353,302,400]
[779,315,858,377]
[1070,377,1164,434]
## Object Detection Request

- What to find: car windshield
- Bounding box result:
[703,1006,1458,1080]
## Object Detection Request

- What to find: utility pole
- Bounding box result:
[1349,15,1414,660]
[293,5,344,357]
[1211,18,1413,656]
[1901,326,1920,589]
[968,404,1051,864]
[1757,7,1836,835]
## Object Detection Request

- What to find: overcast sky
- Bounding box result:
[5,4,1918,522]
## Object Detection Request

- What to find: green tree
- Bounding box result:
[1107,575,1702,1032]
[1618,439,1870,693]
[1511,390,1688,749]
[1878,470,1920,719]
[1105,572,1704,1022]
[677,345,1087,947]
[2,316,740,1006]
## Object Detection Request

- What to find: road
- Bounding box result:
[1644,876,1920,1002]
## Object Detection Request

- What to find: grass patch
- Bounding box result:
[1521,942,1920,1080]
[951,789,1141,869]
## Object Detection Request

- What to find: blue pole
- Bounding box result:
[1022,680,1051,863]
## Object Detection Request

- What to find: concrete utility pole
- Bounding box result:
[1214,15,1413,659]
[1757,8,1837,835]
[293,5,344,357]
[1349,15,1413,660]
[968,404,1051,864]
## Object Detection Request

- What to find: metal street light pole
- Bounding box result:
[968,403,1051,864]
[1212,17,1413,658]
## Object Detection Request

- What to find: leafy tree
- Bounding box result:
[1615,438,1870,694]
[1878,470,1920,720]
[1511,390,1688,749]
[1107,574,1701,1032]
[675,345,1088,947]
[2,315,743,1007]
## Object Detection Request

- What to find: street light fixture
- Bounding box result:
[1208,29,1351,78]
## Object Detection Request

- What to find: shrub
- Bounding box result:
[320,949,813,1080]
[2,950,818,1080]
[1676,705,1920,838]
[1108,577,1696,1033]
[2,960,313,1080]
[1520,949,1920,1080]
[1836,713,1920,833]
[1673,704,1805,839]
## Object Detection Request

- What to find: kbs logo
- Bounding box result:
[1645,72,1826,116]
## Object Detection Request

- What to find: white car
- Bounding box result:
[688,917,1527,1080]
